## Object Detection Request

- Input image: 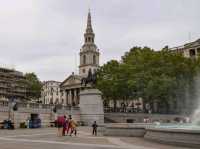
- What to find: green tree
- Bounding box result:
[97,46,199,114]
[25,73,42,99]
[96,60,120,110]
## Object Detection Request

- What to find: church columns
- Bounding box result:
[71,89,75,106]
[76,88,80,105]
[68,90,71,106]
[72,88,80,106]
[63,88,80,107]
[65,90,69,106]
[72,89,80,106]
[74,89,77,105]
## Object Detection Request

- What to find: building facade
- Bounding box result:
[0,67,28,102]
[41,81,61,105]
[170,38,200,58]
[60,10,100,106]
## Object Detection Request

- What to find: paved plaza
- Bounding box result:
[0,127,193,149]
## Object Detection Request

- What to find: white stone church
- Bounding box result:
[41,10,100,106]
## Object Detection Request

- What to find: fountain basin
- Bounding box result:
[144,125,200,148]
[104,123,153,137]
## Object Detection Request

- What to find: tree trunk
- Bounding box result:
[113,99,117,112]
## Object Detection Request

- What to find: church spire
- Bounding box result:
[86,9,93,33]
[79,9,100,77]
[84,10,95,44]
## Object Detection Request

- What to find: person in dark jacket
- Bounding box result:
[92,121,98,136]
[62,115,67,136]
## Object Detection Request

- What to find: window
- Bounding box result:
[82,69,85,73]
[93,55,96,64]
[189,49,196,57]
[50,98,53,104]
[55,98,59,104]
[83,55,86,64]
[197,48,200,54]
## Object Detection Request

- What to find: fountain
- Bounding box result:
[192,108,200,126]
[144,77,200,148]
[104,77,200,148]
[191,76,200,126]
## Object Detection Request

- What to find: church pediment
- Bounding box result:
[185,39,200,48]
[60,75,82,87]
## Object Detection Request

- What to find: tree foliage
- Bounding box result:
[25,72,42,99]
[96,46,200,113]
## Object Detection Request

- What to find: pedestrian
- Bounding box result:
[92,121,98,136]
[70,118,77,136]
[26,117,30,128]
[62,115,67,136]
[66,115,72,135]
[56,115,65,137]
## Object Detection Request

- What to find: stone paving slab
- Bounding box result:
[0,127,195,149]
[120,137,192,149]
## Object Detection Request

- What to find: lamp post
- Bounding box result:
[50,104,57,127]
[8,97,14,120]
[7,97,17,129]
[8,99,12,120]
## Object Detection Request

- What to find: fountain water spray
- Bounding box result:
[191,76,200,125]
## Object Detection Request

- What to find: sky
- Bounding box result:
[0,0,200,82]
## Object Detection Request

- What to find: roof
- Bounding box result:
[170,38,200,51]
[43,80,61,83]
[60,74,83,87]
[184,38,200,48]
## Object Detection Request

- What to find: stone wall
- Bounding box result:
[0,101,80,128]
[105,113,188,123]
[104,123,149,137]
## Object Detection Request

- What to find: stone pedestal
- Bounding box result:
[79,89,104,125]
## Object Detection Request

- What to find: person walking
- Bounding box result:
[56,115,65,137]
[66,115,72,135]
[92,121,98,136]
[70,118,77,136]
[62,115,67,136]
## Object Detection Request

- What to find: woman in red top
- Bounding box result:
[57,115,65,137]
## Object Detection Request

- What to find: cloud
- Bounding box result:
[0,0,200,81]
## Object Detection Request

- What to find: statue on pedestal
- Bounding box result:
[81,68,97,87]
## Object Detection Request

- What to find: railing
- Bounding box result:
[29,103,40,109]
[0,100,8,106]
[0,100,80,111]
[18,102,27,108]
[42,104,51,109]
[104,107,143,113]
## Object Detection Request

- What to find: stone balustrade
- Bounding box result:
[0,100,8,107]
[0,100,81,128]
[0,100,80,119]
[0,100,79,111]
